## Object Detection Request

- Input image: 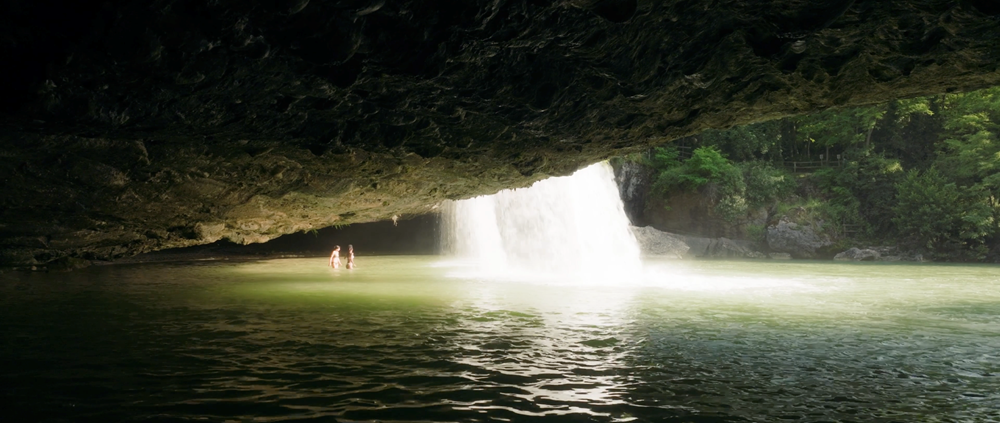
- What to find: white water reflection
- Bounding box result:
[225,257,1000,421]
[7,257,1000,421]
[451,274,638,417]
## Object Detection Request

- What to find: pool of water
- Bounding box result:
[2,257,999,422]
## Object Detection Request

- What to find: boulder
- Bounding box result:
[630,226,766,259]
[630,226,689,258]
[45,257,93,272]
[766,218,833,259]
[681,236,760,259]
[869,246,925,262]
[833,247,880,261]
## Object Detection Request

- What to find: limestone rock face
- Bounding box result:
[870,246,925,262]
[614,161,653,225]
[681,236,761,259]
[2,0,1000,266]
[631,226,764,259]
[766,218,833,259]
[630,226,689,258]
[833,247,881,261]
[835,246,925,262]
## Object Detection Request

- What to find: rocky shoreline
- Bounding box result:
[631,225,926,262]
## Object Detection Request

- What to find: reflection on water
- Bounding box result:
[1,257,1000,422]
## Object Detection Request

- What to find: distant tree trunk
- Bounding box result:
[792,132,798,158]
[779,119,797,164]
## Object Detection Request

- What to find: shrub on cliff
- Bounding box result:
[813,153,904,235]
[741,161,796,207]
[651,146,735,192]
[892,168,995,260]
[649,146,792,223]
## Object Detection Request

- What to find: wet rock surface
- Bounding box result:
[833,247,880,261]
[631,226,765,259]
[631,226,690,258]
[766,218,834,259]
[3,1,1000,266]
[682,236,763,259]
[834,246,925,262]
[613,160,654,225]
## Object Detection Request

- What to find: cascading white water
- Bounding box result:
[441,161,641,280]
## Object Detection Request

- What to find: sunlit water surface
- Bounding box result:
[2,257,999,422]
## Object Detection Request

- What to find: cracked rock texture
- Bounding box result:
[767,218,834,259]
[833,247,881,261]
[631,226,764,259]
[2,0,1000,266]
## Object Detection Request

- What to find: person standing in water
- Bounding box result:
[329,245,342,268]
[346,245,356,269]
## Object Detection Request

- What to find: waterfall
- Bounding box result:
[441,161,642,280]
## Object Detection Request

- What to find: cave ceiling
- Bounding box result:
[1,0,999,266]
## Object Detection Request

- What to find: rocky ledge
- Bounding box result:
[633,226,927,262]
[833,246,925,262]
[631,226,764,259]
[2,1,1000,267]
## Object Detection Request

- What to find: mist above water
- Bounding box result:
[441,162,641,282]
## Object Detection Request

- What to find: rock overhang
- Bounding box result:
[1,0,999,266]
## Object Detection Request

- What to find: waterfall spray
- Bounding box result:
[441,161,641,281]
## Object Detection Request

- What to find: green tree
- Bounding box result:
[630,86,1000,259]
[934,86,1000,188]
[796,105,887,156]
[877,97,938,168]
[649,146,792,223]
[893,168,995,259]
[740,161,796,208]
[699,120,784,162]
[651,146,735,192]
[813,154,905,234]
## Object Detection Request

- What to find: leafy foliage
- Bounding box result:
[651,146,732,193]
[625,86,1000,259]
[934,87,1000,188]
[892,169,995,260]
[648,146,792,223]
[812,154,905,235]
[740,161,796,208]
[796,105,887,150]
[699,120,784,162]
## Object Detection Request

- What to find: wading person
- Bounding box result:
[329,245,342,268]
[346,244,356,269]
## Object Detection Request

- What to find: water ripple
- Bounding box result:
[2,258,1000,421]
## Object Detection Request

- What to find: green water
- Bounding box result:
[1,257,999,422]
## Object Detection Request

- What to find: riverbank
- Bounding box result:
[613,156,996,263]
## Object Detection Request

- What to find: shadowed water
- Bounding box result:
[2,257,999,422]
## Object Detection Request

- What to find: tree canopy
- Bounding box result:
[648,86,1000,260]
